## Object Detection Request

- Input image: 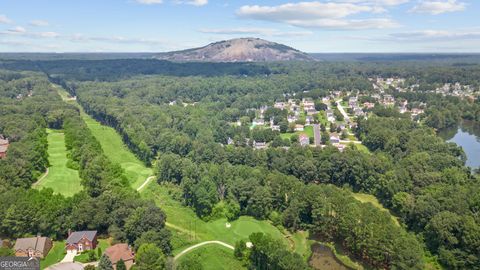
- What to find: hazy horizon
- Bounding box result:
[1,0,479,53]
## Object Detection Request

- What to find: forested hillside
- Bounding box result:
[36,59,479,269]
[1,58,479,269]
[0,71,172,267]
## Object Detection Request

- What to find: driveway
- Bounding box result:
[61,250,77,263]
[45,262,84,270]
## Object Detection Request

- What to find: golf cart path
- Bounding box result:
[32,168,49,187]
[136,175,155,191]
[174,241,234,261]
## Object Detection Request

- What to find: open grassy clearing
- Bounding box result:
[34,129,82,197]
[141,183,302,255]
[41,241,66,270]
[54,85,152,190]
[280,125,314,140]
[352,193,400,226]
[80,113,152,189]
[175,244,246,270]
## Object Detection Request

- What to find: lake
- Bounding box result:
[438,120,480,171]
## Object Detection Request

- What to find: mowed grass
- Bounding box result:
[280,125,314,140]
[352,193,400,226]
[34,129,82,197]
[41,241,66,270]
[53,84,152,190]
[142,183,294,255]
[74,239,111,263]
[175,245,246,270]
[80,112,152,189]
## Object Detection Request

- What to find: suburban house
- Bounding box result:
[330,133,340,144]
[253,141,267,150]
[252,118,265,126]
[294,124,304,132]
[14,236,53,258]
[287,115,298,123]
[306,108,318,116]
[274,102,286,110]
[298,134,310,147]
[305,116,313,125]
[105,243,135,270]
[0,136,9,159]
[66,231,98,253]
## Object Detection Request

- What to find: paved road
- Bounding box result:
[313,124,321,146]
[174,241,234,261]
[335,100,350,123]
[136,175,155,192]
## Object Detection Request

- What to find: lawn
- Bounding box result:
[142,183,294,254]
[352,193,400,226]
[54,85,152,190]
[74,239,111,263]
[41,241,66,270]
[280,125,314,140]
[354,144,371,154]
[175,245,246,270]
[80,112,152,190]
[34,129,82,197]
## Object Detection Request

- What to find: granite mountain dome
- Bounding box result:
[154,38,314,62]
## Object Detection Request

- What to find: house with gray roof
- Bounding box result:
[65,231,98,253]
[14,235,52,258]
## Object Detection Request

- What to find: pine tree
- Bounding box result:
[116,259,127,270]
[97,254,114,270]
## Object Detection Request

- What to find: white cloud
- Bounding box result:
[289,18,399,29]
[0,14,12,24]
[29,20,49,27]
[237,2,400,30]
[38,31,59,38]
[331,0,409,5]
[137,0,207,5]
[186,0,207,6]
[410,0,465,15]
[7,26,26,34]
[199,27,312,37]
[392,29,480,41]
[136,0,163,4]
[238,2,374,20]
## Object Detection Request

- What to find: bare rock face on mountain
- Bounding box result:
[154,38,315,62]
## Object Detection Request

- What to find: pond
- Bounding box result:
[438,120,480,171]
[308,243,352,270]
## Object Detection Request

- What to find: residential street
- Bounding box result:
[313,124,321,146]
[336,100,350,123]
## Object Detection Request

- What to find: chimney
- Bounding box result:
[68,229,72,237]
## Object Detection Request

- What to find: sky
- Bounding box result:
[0,0,479,53]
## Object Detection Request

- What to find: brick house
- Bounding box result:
[14,236,53,258]
[0,137,9,159]
[65,231,98,253]
[105,243,135,270]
